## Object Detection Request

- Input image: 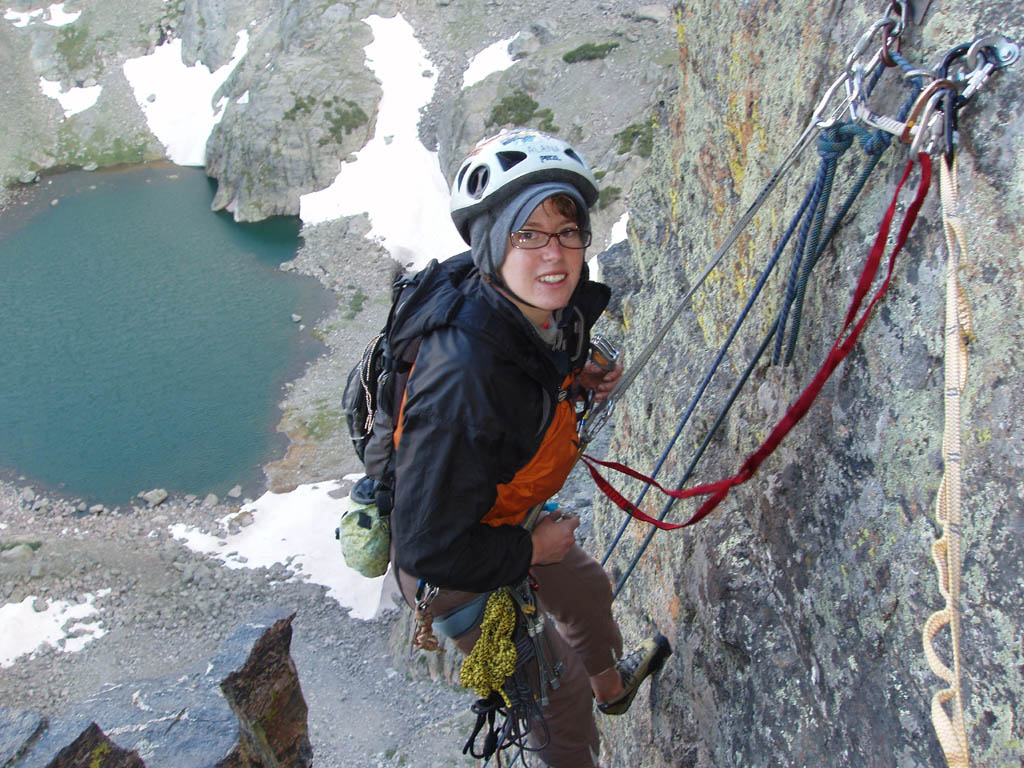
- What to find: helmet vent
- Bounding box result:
[466,165,490,199]
[495,151,527,171]
[564,148,583,165]
[455,163,470,189]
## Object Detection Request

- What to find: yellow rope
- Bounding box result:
[922,154,972,768]
[459,589,518,706]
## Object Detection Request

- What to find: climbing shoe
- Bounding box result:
[597,634,672,715]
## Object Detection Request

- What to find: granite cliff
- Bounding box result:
[593,2,1023,766]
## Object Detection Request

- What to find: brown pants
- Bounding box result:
[397,544,623,768]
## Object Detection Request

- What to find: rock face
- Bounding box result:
[220,615,313,768]
[203,0,389,221]
[0,610,310,767]
[594,2,1023,767]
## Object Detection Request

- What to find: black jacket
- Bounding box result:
[389,252,609,592]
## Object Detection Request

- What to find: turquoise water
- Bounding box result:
[0,166,332,506]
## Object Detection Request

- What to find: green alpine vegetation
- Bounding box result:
[487,91,559,133]
[615,120,655,158]
[563,42,620,63]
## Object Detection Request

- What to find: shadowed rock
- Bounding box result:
[219,616,312,768]
[44,722,144,768]
[0,610,311,767]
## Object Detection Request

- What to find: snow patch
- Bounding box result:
[299,14,465,271]
[0,590,110,667]
[4,3,79,27]
[607,211,629,247]
[123,31,248,166]
[39,77,102,118]
[170,481,394,620]
[462,35,519,88]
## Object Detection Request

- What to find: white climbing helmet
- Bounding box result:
[449,129,600,244]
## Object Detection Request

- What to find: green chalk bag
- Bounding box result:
[337,476,391,578]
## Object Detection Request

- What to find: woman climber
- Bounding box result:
[388,129,672,767]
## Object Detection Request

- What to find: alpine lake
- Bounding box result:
[0,165,334,507]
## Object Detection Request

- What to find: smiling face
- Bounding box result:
[498,196,585,327]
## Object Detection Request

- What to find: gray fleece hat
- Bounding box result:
[467,181,591,277]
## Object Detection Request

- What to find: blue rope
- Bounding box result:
[604,51,928,595]
[780,53,923,363]
[778,123,865,363]
[772,124,858,364]
[601,178,818,566]
[613,318,779,598]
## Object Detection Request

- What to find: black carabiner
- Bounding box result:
[937,43,971,163]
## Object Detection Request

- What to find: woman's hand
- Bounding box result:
[576,360,624,403]
[530,511,579,565]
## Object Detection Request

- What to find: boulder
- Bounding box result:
[0,544,35,563]
[140,489,167,507]
[632,4,671,23]
[220,615,312,767]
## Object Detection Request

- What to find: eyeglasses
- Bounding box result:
[509,228,592,250]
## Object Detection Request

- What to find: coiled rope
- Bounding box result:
[459,588,550,765]
[460,589,517,705]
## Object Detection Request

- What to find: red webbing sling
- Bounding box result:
[583,154,933,530]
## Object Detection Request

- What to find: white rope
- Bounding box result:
[922,154,972,768]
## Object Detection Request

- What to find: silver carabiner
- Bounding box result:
[907,90,945,155]
[416,583,439,612]
[902,67,938,81]
[845,16,893,74]
[944,35,1020,104]
[815,70,853,129]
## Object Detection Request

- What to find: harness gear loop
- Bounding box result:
[922,154,972,768]
[458,584,552,764]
